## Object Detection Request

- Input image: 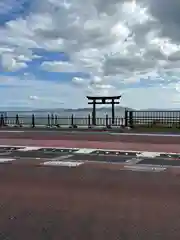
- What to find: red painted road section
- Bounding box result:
[0,138,179,152]
[1,131,180,144]
[0,130,179,152]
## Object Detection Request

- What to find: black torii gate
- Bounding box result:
[86,96,121,125]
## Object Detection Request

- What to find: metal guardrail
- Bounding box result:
[125,110,180,128]
[1,110,180,129]
[0,113,125,128]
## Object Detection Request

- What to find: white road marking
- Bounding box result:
[42,161,84,167]
[75,148,96,154]
[0,145,177,169]
[125,158,138,164]
[18,147,42,151]
[124,165,166,172]
[0,158,15,162]
[136,152,161,158]
[0,145,179,155]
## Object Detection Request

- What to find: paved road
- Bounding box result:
[0,146,179,170]
[1,130,180,144]
[0,144,179,240]
[0,154,180,240]
[1,128,180,239]
[0,132,180,152]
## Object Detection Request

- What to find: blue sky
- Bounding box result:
[0,0,180,109]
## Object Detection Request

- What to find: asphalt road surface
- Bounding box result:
[0,147,180,240]
[0,130,180,152]
[0,131,179,240]
[0,146,179,168]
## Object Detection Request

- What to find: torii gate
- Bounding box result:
[86,95,121,125]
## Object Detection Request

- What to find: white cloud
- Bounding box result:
[72,77,86,85]
[1,53,27,71]
[41,61,79,72]
[0,0,180,108]
[29,95,39,100]
[0,47,40,71]
[0,74,179,109]
[41,38,65,51]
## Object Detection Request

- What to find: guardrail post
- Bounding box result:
[47,114,50,127]
[15,114,21,127]
[106,114,111,129]
[69,114,77,128]
[178,112,180,129]
[129,111,133,128]
[71,114,74,126]
[31,114,35,128]
[0,114,4,127]
[4,113,7,126]
[54,114,57,125]
[51,114,54,127]
[124,109,128,127]
[105,114,108,128]
[55,114,60,127]
[88,114,91,128]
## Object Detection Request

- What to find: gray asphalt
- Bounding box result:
[0,147,179,166]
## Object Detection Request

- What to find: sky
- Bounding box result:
[1,0,180,109]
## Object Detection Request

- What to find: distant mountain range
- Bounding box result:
[1,106,133,118]
[36,106,134,112]
[34,106,134,117]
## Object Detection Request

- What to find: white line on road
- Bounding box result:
[136,152,161,158]
[42,161,84,167]
[0,145,179,154]
[0,158,15,162]
[124,165,166,172]
[75,148,96,154]
[18,147,42,151]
